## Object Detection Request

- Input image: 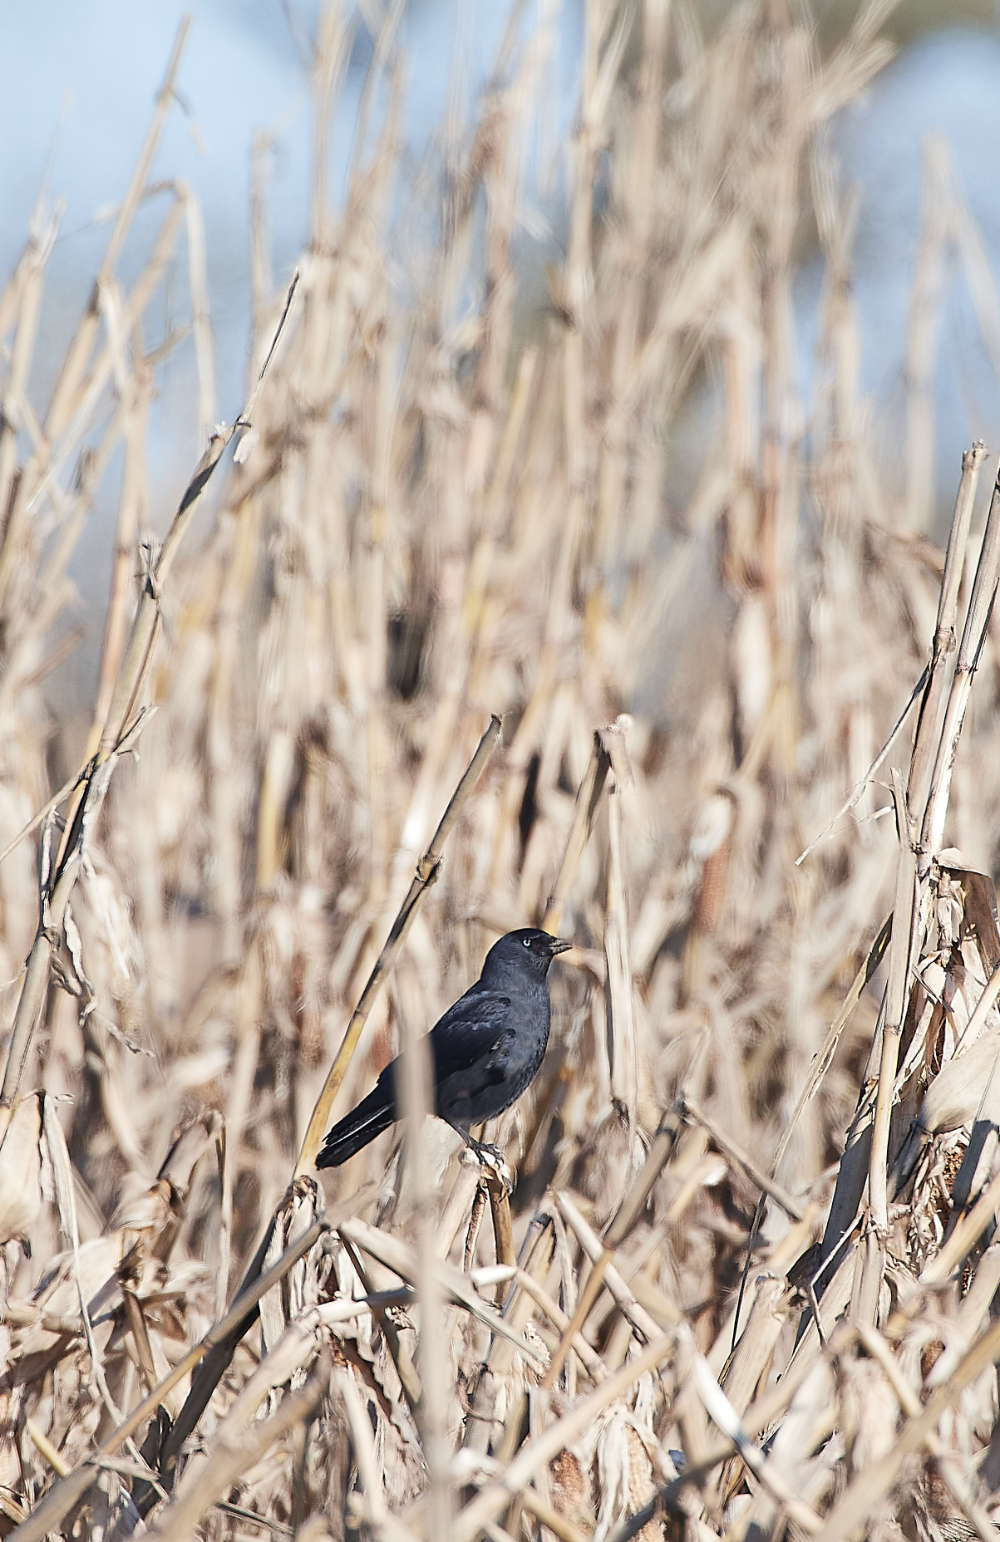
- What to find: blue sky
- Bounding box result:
[3,1,582,438]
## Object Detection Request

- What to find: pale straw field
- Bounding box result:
[3,3,1000,1540]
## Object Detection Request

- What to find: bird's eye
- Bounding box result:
[522,937,531,948]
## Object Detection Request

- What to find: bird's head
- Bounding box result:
[483,928,573,979]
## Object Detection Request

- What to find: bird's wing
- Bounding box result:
[426,988,514,1082]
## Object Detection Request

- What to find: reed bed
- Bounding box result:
[4,2,1000,1538]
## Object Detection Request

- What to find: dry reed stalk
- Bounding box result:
[860,769,916,1315]
[922,466,1000,859]
[398,938,454,1542]
[90,361,153,747]
[0,268,297,1120]
[130,717,501,1520]
[295,713,501,1174]
[449,1330,677,1542]
[6,1204,352,1542]
[337,1217,545,1371]
[855,1320,998,1537]
[338,1363,425,1542]
[907,440,988,817]
[12,1,1000,1537]
[608,1324,864,1542]
[681,1095,803,1221]
[143,1362,327,1542]
[812,1309,1000,1542]
[0,109,196,1045]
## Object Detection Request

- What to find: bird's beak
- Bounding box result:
[549,937,573,956]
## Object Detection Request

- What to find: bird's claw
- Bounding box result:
[478,1143,515,1194]
[461,1141,514,1194]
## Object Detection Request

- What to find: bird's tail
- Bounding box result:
[316,1081,396,1168]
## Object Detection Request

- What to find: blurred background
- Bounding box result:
[5,0,1000,729]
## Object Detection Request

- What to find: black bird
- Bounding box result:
[316,928,571,1169]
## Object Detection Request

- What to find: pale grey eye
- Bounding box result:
[522,937,531,948]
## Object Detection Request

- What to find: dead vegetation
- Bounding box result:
[4,1,1000,1538]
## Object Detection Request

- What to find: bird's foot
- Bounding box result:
[461,1139,514,1194]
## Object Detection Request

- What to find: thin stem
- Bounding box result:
[294,714,501,1174]
[867,770,916,1240]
